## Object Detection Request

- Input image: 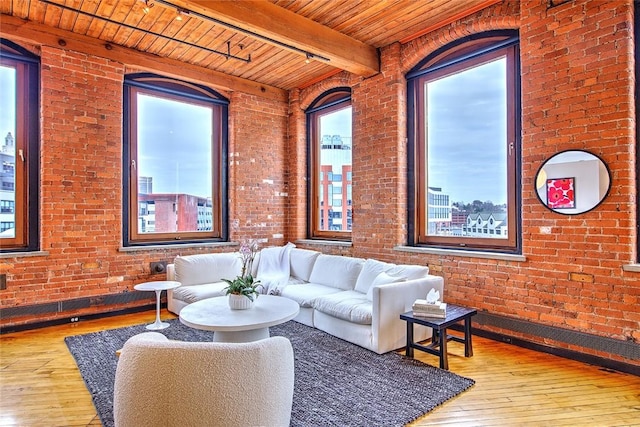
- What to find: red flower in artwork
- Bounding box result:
[548,187,564,203]
[556,179,573,190]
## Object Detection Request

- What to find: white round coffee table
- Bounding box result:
[179,295,299,342]
[135,280,181,330]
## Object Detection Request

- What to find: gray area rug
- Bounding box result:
[65,319,474,427]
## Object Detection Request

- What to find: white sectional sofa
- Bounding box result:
[166,247,444,354]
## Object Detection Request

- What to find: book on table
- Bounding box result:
[412,299,447,318]
[412,311,446,319]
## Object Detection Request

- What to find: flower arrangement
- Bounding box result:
[222,239,262,302]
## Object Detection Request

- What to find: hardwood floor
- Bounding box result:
[1,310,639,426]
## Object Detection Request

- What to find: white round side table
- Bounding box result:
[134,281,181,330]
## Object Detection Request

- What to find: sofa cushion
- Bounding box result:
[279,283,342,308]
[354,259,394,295]
[307,255,365,291]
[172,282,228,304]
[289,248,321,282]
[174,253,243,286]
[366,271,406,301]
[286,277,306,285]
[312,291,372,325]
[387,264,429,280]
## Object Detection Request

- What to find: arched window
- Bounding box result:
[0,39,40,252]
[407,31,521,253]
[306,88,352,240]
[123,73,229,246]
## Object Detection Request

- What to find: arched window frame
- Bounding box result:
[306,88,353,241]
[407,31,522,253]
[123,73,229,246]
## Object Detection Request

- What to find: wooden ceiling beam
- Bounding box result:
[185,0,380,77]
[0,15,288,102]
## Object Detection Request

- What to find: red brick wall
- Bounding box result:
[290,0,638,365]
[513,0,637,352]
[229,91,289,244]
[0,46,288,327]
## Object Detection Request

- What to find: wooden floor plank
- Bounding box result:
[1,310,639,426]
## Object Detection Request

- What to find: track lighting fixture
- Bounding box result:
[150,0,330,63]
[141,0,153,14]
[39,0,252,63]
[39,0,327,65]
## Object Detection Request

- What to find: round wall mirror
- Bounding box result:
[535,150,611,215]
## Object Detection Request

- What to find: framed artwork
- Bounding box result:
[546,177,575,209]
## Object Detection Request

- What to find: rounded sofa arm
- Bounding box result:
[369,275,444,353]
[371,276,444,320]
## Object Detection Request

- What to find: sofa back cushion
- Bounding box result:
[289,248,321,282]
[354,259,394,294]
[174,253,242,286]
[308,254,364,290]
[366,272,406,300]
[387,264,430,280]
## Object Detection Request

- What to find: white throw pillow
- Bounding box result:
[366,271,405,301]
[308,255,365,290]
[289,248,321,282]
[354,259,394,295]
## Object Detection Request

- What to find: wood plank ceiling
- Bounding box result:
[1,0,500,93]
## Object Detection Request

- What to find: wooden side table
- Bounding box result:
[400,304,477,370]
[134,281,181,330]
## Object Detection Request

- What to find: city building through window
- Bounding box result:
[0,39,40,252]
[407,31,521,253]
[307,88,353,240]
[123,73,228,246]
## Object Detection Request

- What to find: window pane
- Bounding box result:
[136,93,213,234]
[0,65,16,239]
[317,106,352,232]
[425,57,508,239]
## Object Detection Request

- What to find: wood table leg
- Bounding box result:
[406,320,414,357]
[464,317,473,357]
[439,327,448,370]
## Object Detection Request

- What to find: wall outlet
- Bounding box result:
[0,274,6,290]
[150,261,167,275]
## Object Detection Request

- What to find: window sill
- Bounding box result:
[295,239,352,248]
[0,250,49,259]
[622,264,640,273]
[394,245,526,262]
[119,242,236,252]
